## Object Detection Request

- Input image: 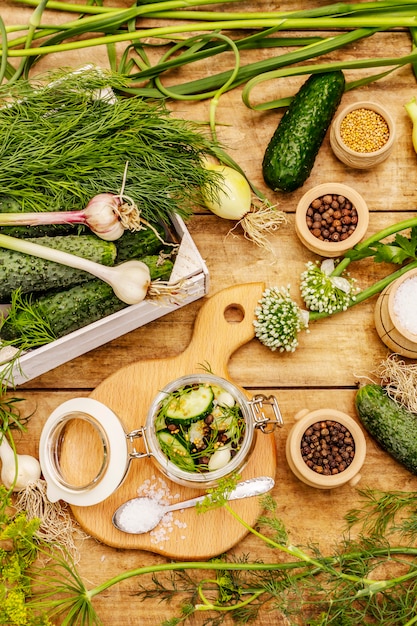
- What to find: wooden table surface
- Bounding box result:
[2,1,417,624]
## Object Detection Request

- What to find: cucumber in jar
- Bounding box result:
[164,385,214,423]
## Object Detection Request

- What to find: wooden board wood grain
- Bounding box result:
[67,283,278,559]
[3,2,417,623]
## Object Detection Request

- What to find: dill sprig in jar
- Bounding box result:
[330,101,396,169]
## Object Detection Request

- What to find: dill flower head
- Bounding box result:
[300,259,357,314]
[253,286,309,352]
[3,589,27,626]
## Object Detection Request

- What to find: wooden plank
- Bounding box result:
[20,212,413,390]
[13,387,417,625]
[2,1,417,624]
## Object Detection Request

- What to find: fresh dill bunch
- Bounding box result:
[345,488,417,540]
[196,474,240,512]
[256,495,289,546]
[0,395,30,433]
[0,68,220,224]
[1,289,57,348]
[0,507,53,626]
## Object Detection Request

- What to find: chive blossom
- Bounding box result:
[300,259,357,315]
[253,286,309,352]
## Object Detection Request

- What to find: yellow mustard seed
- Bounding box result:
[340,108,389,153]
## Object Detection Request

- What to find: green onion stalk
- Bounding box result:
[3,0,417,100]
[254,217,417,353]
[3,0,417,230]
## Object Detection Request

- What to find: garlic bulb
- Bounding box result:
[0,435,41,491]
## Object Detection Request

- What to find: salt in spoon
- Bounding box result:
[112,476,275,534]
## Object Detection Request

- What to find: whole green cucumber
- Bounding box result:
[0,235,117,303]
[262,71,345,192]
[115,223,168,262]
[355,384,417,475]
[1,280,126,343]
[1,254,174,343]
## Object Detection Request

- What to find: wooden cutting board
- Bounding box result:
[69,283,278,559]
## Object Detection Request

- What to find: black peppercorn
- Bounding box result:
[300,420,356,475]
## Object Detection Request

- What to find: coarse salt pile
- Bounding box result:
[117,475,187,545]
[393,275,417,336]
[137,476,179,502]
[116,497,165,534]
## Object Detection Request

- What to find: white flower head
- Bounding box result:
[300,258,358,314]
[253,286,308,352]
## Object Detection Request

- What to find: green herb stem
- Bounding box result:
[13,0,120,13]
[82,540,417,608]
[13,0,243,14]
[333,216,417,276]
[85,561,306,602]
[145,6,417,21]
[124,27,376,99]
[310,259,417,321]
[195,581,264,612]
[4,2,417,104]
[13,0,417,19]
[2,15,417,61]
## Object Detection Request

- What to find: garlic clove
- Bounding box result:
[216,391,235,408]
[208,446,232,471]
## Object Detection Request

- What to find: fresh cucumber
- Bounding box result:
[139,255,174,281]
[165,385,214,423]
[0,224,82,238]
[0,235,117,303]
[355,384,417,475]
[115,224,170,262]
[0,253,173,342]
[1,279,126,342]
[262,71,345,192]
[157,430,195,471]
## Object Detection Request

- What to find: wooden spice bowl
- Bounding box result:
[295,182,369,257]
[374,268,417,359]
[330,101,396,169]
[285,408,367,490]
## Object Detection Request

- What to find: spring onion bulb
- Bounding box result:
[405,97,417,154]
[202,162,287,251]
[0,233,151,305]
[202,163,252,220]
[0,193,143,241]
[0,433,41,491]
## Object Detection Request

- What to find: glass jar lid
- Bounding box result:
[39,397,129,506]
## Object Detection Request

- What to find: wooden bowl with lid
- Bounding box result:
[295,182,369,257]
[330,101,396,169]
[285,408,367,490]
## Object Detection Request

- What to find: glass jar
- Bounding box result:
[144,374,283,488]
[39,374,283,505]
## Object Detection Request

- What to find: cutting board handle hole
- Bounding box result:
[223,304,245,324]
